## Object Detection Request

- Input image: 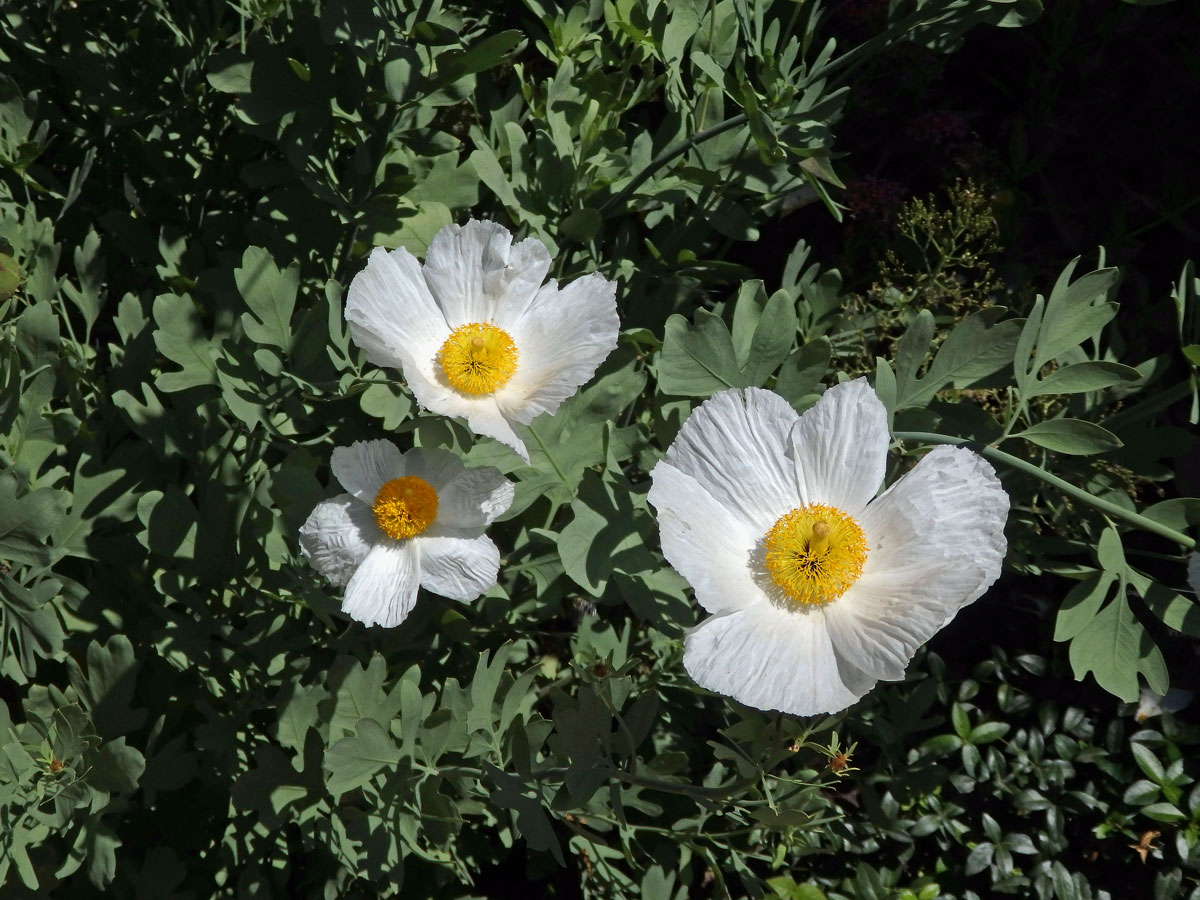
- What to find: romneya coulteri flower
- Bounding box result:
[647,379,1009,717]
[344,220,620,462]
[299,439,513,628]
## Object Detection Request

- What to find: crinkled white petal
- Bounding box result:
[298,494,377,588]
[418,534,501,601]
[684,603,877,716]
[1188,552,1200,596]
[331,440,405,505]
[430,466,514,536]
[400,362,530,462]
[496,273,619,424]
[826,445,1008,681]
[789,378,889,515]
[342,541,421,628]
[647,463,763,615]
[345,246,447,370]
[422,220,551,325]
[662,388,800,534]
[858,445,1007,605]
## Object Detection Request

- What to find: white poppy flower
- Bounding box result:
[1135,685,1193,722]
[647,379,1009,717]
[344,220,620,462]
[299,439,514,628]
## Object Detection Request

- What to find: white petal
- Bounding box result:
[418,534,500,601]
[399,446,514,534]
[662,388,800,534]
[422,220,551,325]
[647,463,763,615]
[342,541,421,628]
[298,494,377,587]
[1188,552,1200,596]
[496,273,619,423]
[400,364,530,462]
[402,357,480,419]
[397,446,467,492]
[491,237,555,326]
[460,401,527,462]
[331,440,404,505]
[345,246,448,370]
[827,445,1008,680]
[684,603,877,716]
[429,466,514,536]
[789,378,889,515]
[859,445,1008,603]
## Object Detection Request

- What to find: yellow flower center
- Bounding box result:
[438,322,519,396]
[763,503,867,608]
[372,476,438,540]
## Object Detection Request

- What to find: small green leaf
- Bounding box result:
[1141,498,1200,531]
[558,470,656,596]
[67,634,146,739]
[483,762,563,864]
[1140,802,1187,823]
[206,50,253,93]
[359,382,412,430]
[1068,598,1167,701]
[88,738,146,794]
[775,338,830,407]
[951,703,971,740]
[83,822,122,889]
[330,654,403,738]
[741,289,798,386]
[0,572,65,677]
[1036,263,1120,366]
[657,310,746,396]
[137,487,197,559]
[1131,742,1166,783]
[1096,526,1127,575]
[560,208,601,242]
[0,471,69,567]
[1026,361,1143,397]
[1014,418,1122,455]
[430,30,524,90]
[969,722,1010,744]
[895,308,1021,409]
[1123,779,1161,805]
[152,293,219,391]
[920,734,963,756]
[0,250,21,299]
[1054,572,1116,641]
[383,46,420,102]
[325,718,400,796]
[235,246,298,351]
[1141,581,1200,637]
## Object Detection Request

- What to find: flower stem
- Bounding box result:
[894,431,1195,550]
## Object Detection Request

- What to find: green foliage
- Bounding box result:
[1,0,1197,896]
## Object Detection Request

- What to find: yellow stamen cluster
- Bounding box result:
[438,322,519,396]
[372,476,439,540]
[763,503,867,607]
